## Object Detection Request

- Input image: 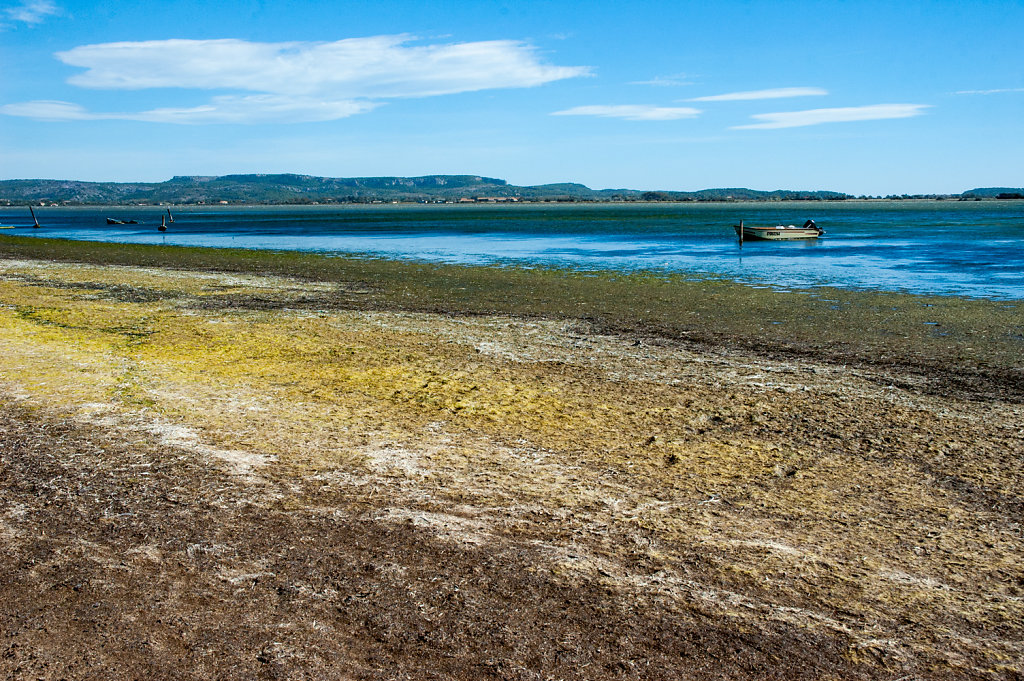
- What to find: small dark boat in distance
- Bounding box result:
[735,219,823,242]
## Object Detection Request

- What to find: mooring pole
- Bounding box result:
[738,219,744,243]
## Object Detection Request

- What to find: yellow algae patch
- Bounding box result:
[0,258,341,298]
[0,284,155,408]
[125,310,697,473]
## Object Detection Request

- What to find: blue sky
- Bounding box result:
[1,0,1021,194]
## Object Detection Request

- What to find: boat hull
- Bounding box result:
[735,225,822,241]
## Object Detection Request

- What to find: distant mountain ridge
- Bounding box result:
[0,174,1019,205]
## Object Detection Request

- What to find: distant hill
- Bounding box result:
[0,174,857,205]
[960,187,1024,199]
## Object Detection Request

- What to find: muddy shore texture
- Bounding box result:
[1,240,1022,679]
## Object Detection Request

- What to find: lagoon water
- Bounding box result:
[4,201,1023,300]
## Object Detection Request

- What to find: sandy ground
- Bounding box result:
[1,258,1022,679]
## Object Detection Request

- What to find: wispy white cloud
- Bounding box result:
[135,96,381,124]
[732,103,930,129]
[551,104,701,121]
[629,73,694,87]
[689,87,828,102]
[56,36,587,98]
[0,100,92,120]
[2,0,58,27]
[0,97,380,124]
[954,87,1024,95]
[3,35,588,124]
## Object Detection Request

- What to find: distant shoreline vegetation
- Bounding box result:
[0,174,1021,206]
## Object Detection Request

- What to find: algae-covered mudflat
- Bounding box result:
[1,235,1022,679]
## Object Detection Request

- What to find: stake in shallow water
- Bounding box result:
[0,205,39,228]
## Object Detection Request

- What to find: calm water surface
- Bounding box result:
[4,201,1023,299]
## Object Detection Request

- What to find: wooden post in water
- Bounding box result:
[29,205,40,228]
[738,219,744,243]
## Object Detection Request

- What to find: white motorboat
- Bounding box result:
[734,219,823,241]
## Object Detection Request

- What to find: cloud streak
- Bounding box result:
[629,73,694,87]
[2,0,58,26]
[551,104,701,121]
[3,35,588,124]
[954,87,1024,95]
[689,87,828,102]
[0,97,380,124]
[732,103,930,129]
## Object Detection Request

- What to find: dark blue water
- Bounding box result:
[3,201,1023,299]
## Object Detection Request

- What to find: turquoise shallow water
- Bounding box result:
[4,201,1023,300]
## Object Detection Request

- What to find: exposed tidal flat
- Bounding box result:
[0,235,1022,678]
